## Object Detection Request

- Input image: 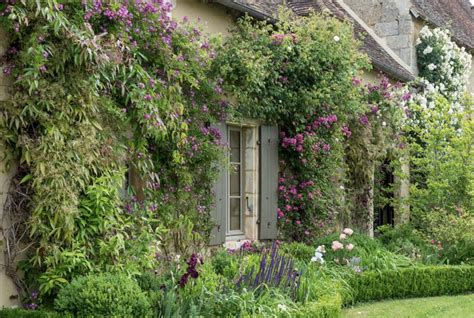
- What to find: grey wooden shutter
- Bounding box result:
[259,125,279,240]
[210,123,227,245]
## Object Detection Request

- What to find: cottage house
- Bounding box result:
[173,0,473,246]
[0,0,473,308]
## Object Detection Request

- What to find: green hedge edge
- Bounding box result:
[347,265,474,304]
[2,265,473,318]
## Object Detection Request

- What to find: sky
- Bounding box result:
[471,0,474,6]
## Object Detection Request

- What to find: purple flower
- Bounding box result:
[39,65,47,73]
[144,94,152,101]
[162,35,172,46]
[341,126,352,138]
[359,115,369,126]
[352,77,362,86]
[402,92,412,101]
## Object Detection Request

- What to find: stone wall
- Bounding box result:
[343,0,417,70]
[0,28,19,309]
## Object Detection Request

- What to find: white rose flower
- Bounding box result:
[423,46,433,54]
[427,63,437,71]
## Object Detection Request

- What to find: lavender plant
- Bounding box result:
[236,243,302,299]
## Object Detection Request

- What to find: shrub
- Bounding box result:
[0,309,69,318]
[280,242,315,262]
[348,265,474,304]
[55,273,151,318]
[295,294,343,318]
[378,215,474,265]
[210,248,239,279]
[377,224,428,261]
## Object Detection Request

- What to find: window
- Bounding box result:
[209,123,279,245]
[228,127,243,235]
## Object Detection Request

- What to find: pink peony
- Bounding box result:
[331,240,344,251]
[346,243,354,251]
[339,233,347,240]
[343,228,354,235]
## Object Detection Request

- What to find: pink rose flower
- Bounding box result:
[343,228,354,235]
[346,243,354,251]
[331,240,343,251]
[339,233,347,240]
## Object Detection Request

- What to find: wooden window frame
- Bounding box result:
[227,126,245,236]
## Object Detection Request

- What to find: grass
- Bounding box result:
[343,294,474,318]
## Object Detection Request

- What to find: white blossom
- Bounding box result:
[333,35,340,42]
[427,63,437,71]
[423,46,433,54]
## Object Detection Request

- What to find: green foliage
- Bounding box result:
[406,96,474,215]
[377,224,428,261]
[215,11,368,124]
[0,309,70,318]
[348,265,474,304]
[24,170,158,295]
[280,241,315,261]
[0,0,226,298]
[210,248,239,279]
[378,217,474,265]
[295,294,342,318]
[215,10,371,241]
[344,78,407,235]
[400,95,474,265]
[55,273,151,318]
[313,233,412,271]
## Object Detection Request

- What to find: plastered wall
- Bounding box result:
[0,27,19,308]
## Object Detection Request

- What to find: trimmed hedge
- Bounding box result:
[0,309,70,318]
[55,273,152,318]
[349,265,474,303]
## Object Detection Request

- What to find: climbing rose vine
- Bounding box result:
[415,26,472,110]
[214,11,370,241]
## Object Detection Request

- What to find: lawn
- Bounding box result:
[343,294,474,318]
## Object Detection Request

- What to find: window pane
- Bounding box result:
[229,198,241,231]
[230,130,240,163]
[230,165,240,196]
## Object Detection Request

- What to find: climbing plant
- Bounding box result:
[415,26,471,109]
[214,11,370,241]
[344,77,408,235]
[0,0,226,297]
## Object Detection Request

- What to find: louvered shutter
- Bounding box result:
[259,125,279,240]
[209,123,227,245]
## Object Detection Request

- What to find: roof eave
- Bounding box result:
[213,0,277,22]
